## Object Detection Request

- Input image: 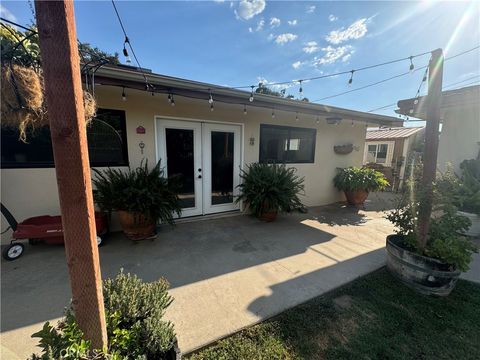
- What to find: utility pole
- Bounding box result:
[34,0,107,349]
[417,48,444,251]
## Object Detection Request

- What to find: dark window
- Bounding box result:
[1,108,128,168]
[259,124,316,163]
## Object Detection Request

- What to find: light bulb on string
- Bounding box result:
[409,56,414,73]
[243,104,247,115]
[249,85,255,102]
[271,109,275,119]
[298,80,303,94]
[210,103,214,112]
[348,70,354,86]
[123,37,131,64]
[208,89,214,105]
[295,112,299,122]
[351,120,355,127]
[167,93,172,103]
[121,87,127,101]
[316,116,319,124]
[170,94,175,107]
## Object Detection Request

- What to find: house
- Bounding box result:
[1,64,401,231]
[363,126,425,190]
[396,85,480,173]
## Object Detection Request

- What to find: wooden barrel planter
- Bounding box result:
[258,211,278,222]
[386,234,460,296]
[118,211,156,241]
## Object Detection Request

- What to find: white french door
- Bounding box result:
[156,119,241,217]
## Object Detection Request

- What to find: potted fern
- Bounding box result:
[92,161,181,241]
[236,163,305,222]
[333,166,389,205]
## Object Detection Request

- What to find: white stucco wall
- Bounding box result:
[437,106,480,174]
[1,86,367,236]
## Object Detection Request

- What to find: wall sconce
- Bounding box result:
[326,116,342,125]
[249,137,255,146]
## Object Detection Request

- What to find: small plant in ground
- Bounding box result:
[387,165,478,272]
[30,271,176,359]
[235,163,305,217]
[333,166,389,192]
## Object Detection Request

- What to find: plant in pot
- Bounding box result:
[92,161,181,241]
[30,271,181,359]
[236,163,305,222]
[333,166,389,205]
[455,158,480,237]
[386,167,478,296]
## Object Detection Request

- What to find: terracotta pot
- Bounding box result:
[117,211,156,241]
[344,189,369,205]
[258,211,278,222]
[386,234,460,297]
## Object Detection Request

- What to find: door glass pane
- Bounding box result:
[165,128,195,208]
[211,131,234,205]
[376,144,388,163]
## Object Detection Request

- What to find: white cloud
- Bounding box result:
[267,33,275,41]
[342,53,352,62]
[235,0,266,20]
[0,4,17,22]
[275,33,298,45]
[313,45,354,66]
[256,19,265,31]
[306,5,316,14]
[287,19,298,26]
[257,76,295,91]
[328,14,338,22]
[292,61,304,69]
[248,27,253,33]
[326,18,368,44]
[270,17,281,28]
[303,41,319,54]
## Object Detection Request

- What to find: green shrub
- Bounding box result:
[333,166,389,192]
[387,168,478,272]
[30,271,175,359]
[236,163,305,216]
[92,160,182,225]
[457,158,480,215]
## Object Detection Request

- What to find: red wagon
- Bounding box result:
[1,203,108,261]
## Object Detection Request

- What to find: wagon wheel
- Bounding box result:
[2,243,25,261]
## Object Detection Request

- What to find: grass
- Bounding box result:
[187,268,480,360]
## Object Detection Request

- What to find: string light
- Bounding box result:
[348,70,354,85]
[271,109,275,119]
[121,86,126,101]
[351,120,355,127]
[122,36,131,64]
[295,112,299,122]
[210,103,214,111]
[409,56,414,72]
[208,89,214,105]
[249,85,255,102]
[170,94,175,107]
[243,104,247,115]
[316,116,320,124]
[298,80,303,94]
[167,93,172,103]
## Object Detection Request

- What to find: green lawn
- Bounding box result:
[187,268,480,360]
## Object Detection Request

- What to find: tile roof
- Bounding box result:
[366,127,424,140]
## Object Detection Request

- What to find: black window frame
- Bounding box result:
[259,124,316,164]
[1,108,129,169]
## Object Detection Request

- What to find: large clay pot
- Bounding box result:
[258,211,278,222]
[344,189,369,205]
[386,234,460,297]
[117,211,156,241]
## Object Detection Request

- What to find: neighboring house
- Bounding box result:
[363,127,425,190]
[1,64,400,231]
[397,85,480,174]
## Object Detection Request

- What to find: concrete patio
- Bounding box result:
[2,193,400,358]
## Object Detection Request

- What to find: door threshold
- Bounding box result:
[174,210,243,224]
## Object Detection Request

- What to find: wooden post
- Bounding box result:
[417,48,444,251]
[34,0,107,349]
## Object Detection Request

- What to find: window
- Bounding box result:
[1,108,128,168]
[259,124,316,163]
[366,143,390,164]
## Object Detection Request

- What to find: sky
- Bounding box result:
[1,0,479,124]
